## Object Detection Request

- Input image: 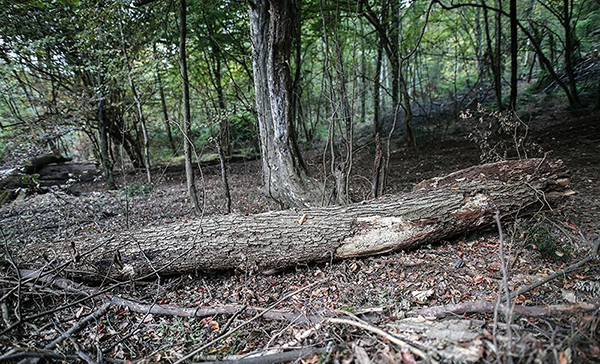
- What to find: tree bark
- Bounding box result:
[509,0,518,110]
[374,39,383,136]
[216,133,232,214]
[96,75,116,190]
[562,0,581,107]
[249,0,322,208]
[154,43,177,154]
[494,0,504,111]
[117,13,152,184]
[180,0,201,214]
[20,159,570,280]
[360,0,415,147]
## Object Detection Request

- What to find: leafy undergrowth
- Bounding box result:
[1,104,599,363]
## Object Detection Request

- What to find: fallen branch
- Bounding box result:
[18,269,328,324]
[18,303,110,364]
[511,239,600,299]
[411,239,600,319]
[0,349,122,363]
[194,347,326,364]
[45,303,110,350]
[0,350,80,363]
[407,299,600,319]
[175,278,329,364]
[327,317,429,360]
[109,296,326,324]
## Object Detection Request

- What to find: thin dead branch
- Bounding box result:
[18,303,110,364]
[407,299,600,319]
[328,317,429,360]
[173,278,331,364]
[511,238,600,299]
[193,347,326,364]
[18,269,329,324]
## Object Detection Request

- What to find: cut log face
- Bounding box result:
[18,159,570,280]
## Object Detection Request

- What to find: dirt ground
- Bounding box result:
[1,100,599,363]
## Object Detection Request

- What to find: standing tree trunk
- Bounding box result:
[400,69,416,148]
[360,0,415,147]
[562,0,581,107]
[438,1,579,107]
[320,3,353,205]
[494,0,504,111]
[119,18,152,184]
[248,0,322,208]
[482,0,498,106]
[509,0,518,110]
[374,39,383,136]
[96,75,116,190]
[180,0,201,214]
[154,43,177,154]
[216,133,231,214]
[360,20,367,125]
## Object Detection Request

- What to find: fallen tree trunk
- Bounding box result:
[19,159,571,279]
[21,154,72,175]
[1,154,96,204]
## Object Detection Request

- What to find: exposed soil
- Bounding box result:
[1,100,599,363]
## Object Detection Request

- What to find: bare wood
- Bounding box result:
[511,252,598,299]
[195,347,326,364]
[328,317,428,359]
[407,299,600,319]
[0,349,123,363]
[174,279,328,364]
[19,269,327,324]
[18,159,570,279]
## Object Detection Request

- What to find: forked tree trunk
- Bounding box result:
[19,159,570,280]
[249,0,322,208]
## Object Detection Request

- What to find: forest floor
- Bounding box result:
[1,99,599,363]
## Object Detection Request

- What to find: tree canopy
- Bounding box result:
[1,0,598,206]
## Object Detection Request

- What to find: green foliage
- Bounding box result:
[0,0,596,172]
[338,306,356,313]
[0,190,16,205]
[518,223,573,262]
[0,138,5,162]
[120,182,153,198]
[156,317,205,349]
[228,111,258,150]
[20,173,41,189]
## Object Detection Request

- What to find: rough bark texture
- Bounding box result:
[249,0,322,208]
[154,43,176,154]
[180,0,201,214]
[18,159,570,280]
[96,75,116,189]
[509,0,518,110]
